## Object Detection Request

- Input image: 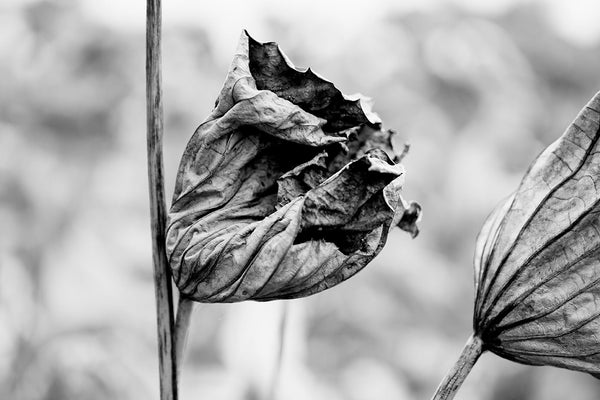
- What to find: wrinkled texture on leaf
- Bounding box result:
[166,31,420,303]
[473,91,600,376]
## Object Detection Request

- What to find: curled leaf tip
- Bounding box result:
[166,31,420,303]
[397,201,422,238]
[473,91,600,377]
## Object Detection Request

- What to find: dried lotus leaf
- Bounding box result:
[166,31,420,303]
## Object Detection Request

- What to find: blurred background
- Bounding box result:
[3,0,600,399]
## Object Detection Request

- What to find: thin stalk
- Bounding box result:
[174,297,195,381]
[267,302,289,400]
[431,334,484,400]
[146,0,178,399]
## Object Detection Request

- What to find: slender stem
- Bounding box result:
[267,302,289,400]
[146,0,178,399]
[431,334,484,400]
[175,297,195,381]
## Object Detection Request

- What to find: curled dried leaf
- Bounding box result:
[166,31,420,303]
[474,91,600,375]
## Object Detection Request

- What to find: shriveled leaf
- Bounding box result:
[166,31,420,303]
[474,91,600,376]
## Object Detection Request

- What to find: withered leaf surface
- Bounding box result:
[166,31,420,303]
[474,91,600,376]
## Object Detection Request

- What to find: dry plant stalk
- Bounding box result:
[433,91,600,399]
[145,0,178,399]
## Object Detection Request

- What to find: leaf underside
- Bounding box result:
[473,91,600,376]
[166,31,419,303]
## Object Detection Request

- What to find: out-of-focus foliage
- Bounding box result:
[2,1,600,399]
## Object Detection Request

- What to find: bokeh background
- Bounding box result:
[3,0,600,399]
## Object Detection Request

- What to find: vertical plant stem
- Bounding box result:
[267,302,289,400]
[431,334,484,400]
[175,297,195,381]
[146,0,178,399]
